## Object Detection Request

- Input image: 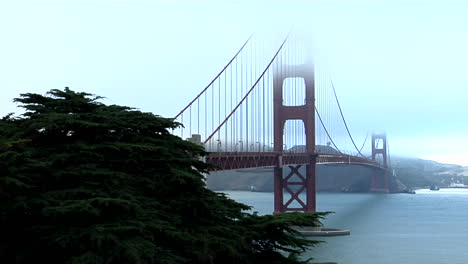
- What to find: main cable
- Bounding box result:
[315,106,341,153]
[330,79,365,157]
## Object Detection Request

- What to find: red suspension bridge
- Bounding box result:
[172,33,391,214]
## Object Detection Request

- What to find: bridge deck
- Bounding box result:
[206,152,385,171]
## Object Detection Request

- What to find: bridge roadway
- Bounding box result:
[206,152,385,171]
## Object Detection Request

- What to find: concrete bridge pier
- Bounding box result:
[370,170,390,193]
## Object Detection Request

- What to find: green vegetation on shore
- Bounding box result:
[0,88,325,264]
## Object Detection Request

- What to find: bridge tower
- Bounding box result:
[370,133,390,192]
[273,61,317,214]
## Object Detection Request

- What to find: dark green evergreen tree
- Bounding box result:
[0,88,325,264]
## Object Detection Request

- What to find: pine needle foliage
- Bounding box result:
[0,88,325,264]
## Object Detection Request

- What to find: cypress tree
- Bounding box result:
[0,88,325,264]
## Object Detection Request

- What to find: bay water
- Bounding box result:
[223,189,468,264]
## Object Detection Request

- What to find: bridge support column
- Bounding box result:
[370,134,390,193]
[371,169,389,193]
[274,159,317,214]
[273,61,316,213]
[274,155,284,214]
[306,157,317,212]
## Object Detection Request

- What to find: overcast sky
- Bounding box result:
[1,0,467,165]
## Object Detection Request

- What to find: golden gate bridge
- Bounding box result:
[172,33,391,214]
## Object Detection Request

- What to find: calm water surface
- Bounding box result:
[223,189,468,264]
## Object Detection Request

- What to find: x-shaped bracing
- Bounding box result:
[283,165,307,210]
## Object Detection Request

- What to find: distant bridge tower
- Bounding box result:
[273,61,317,214]
[370,133,390,192]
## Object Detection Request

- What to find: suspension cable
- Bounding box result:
[174,34,253,119]
[204,33,290,144]
[359,132,369,154]
[330,79,365,157]
[315,106,341,153]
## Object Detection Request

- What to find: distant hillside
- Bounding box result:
[206,164,407,193]
[392,157,467,188]
[206,154,467,192]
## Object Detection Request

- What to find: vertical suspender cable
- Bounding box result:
[224,66,227,151]
[294,36,298,150]
[189,106,192,137]
[205,90,207,143]
[254,40,257,149]
[218,75,221,142]
[240,48,243,150]
[235,56,238,150]
[211,83,214,150]
[230,60,233,151]
[204,34,289,144]
[246,40,250,151]
[262,64,265,151]
[267,67,270,150]
[197,98,200,135]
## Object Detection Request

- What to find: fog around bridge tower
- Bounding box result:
[0,1,467,165]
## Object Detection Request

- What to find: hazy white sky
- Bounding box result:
[1,0,467,165]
